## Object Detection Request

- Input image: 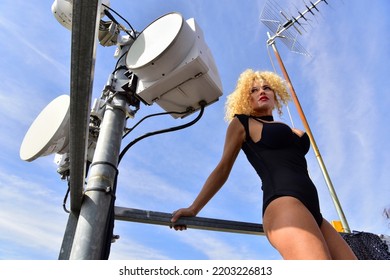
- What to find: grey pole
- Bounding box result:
[69,94,128,259]
[58,0,100,260]
[69,0,99,213]
[68,37,135,259]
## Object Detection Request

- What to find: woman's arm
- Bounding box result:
[171,117,245,228]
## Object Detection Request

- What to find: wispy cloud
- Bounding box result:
[109,237,171,260]
[0,14,69,78]
[0,169,66,259]
[170,230,268,260]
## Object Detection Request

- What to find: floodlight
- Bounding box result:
[126,12,223,118]
[20,95,70,162]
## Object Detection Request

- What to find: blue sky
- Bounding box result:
[0,0,389,260]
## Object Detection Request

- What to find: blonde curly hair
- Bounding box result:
[224,69,291,122]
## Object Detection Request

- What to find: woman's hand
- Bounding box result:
[170,207,196,231]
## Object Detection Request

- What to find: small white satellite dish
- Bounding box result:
[20,95,70,162]
[51,0,111,31]
[126,12,196,83]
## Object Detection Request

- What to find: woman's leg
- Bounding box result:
[263,196,332,260]
[320,219,358,260]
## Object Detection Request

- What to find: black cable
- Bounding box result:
[62,161,91,213]
[97,163,119,260]
[118,102,206,164]
[102,4,137,40]
[63,184,71,213]
[112,64,128,75]
[103,104,206,258]
[101,174,117,260]
[123,109,193,139]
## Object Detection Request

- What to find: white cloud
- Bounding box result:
[171,230,271,260]
[109,237,170,260]
[0,169,67,259]
[0,13,69,78]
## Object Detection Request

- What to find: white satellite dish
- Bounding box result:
[20,95,70,162]
[126,12,223,118]
[126,12,195,83]
[51,0,111,31]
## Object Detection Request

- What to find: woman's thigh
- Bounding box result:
[320,219,357,260]
[263,196,331,260]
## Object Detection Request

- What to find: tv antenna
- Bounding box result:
[261,0,351,233]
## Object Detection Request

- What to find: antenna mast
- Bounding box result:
[261,0,351,233]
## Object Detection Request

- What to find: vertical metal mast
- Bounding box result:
[69,43,134,259]
[261,0,351,233]
[59,0,101,260]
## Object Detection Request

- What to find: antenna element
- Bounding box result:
[260,0,329,55]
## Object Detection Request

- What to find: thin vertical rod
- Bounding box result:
[268,36,351,233]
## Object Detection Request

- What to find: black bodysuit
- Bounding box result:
[236,114,323,226]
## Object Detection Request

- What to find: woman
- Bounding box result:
[171,69,357,260]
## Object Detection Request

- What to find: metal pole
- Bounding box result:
[115,207,265,235]
[69,95,128,259]
[69,0,100,213]
[59,0,100,260]
[268,36,351,233]
[58,211,78,259]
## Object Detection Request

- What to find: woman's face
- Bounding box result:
[249,79,276,116]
